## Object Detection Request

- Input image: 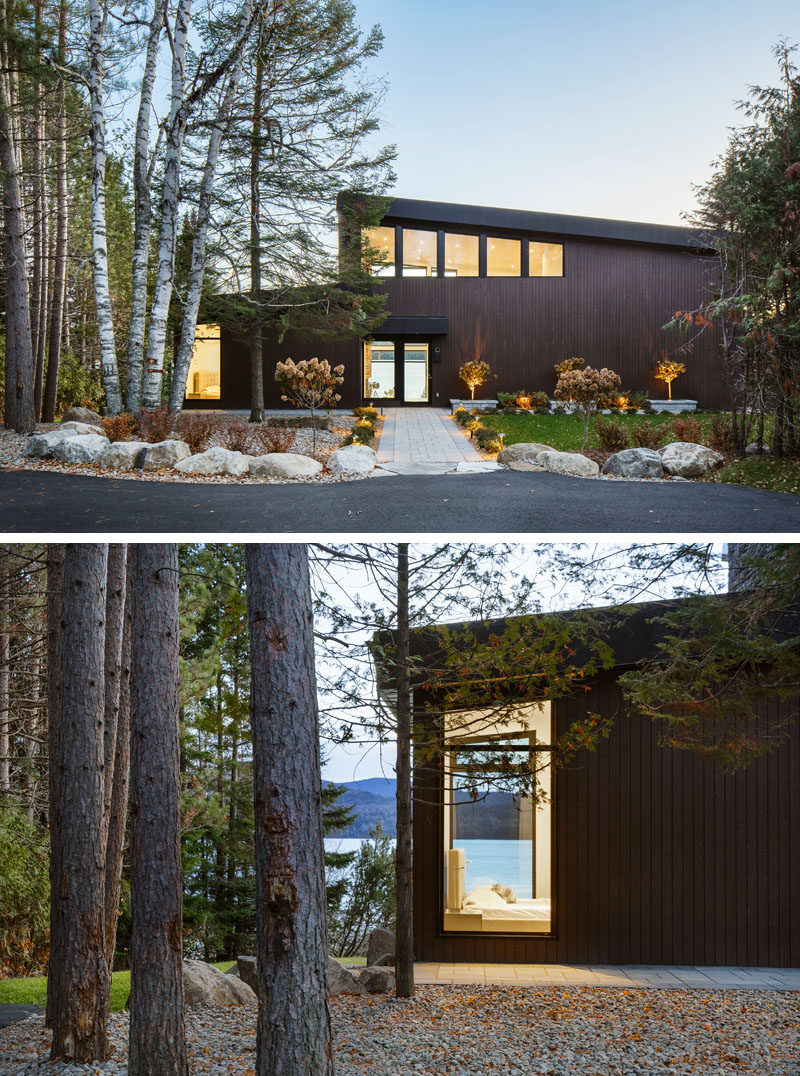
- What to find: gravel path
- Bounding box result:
[2,986,798,1075]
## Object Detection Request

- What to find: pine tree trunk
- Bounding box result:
[394,543,415,998]
[246,544,333,1076]
[88,0,122,414]
[45,545,65,1029]
[42,0,69,424]
[128,544,187,1076]
[249,44,264,423]
[49,544,110,1063]
[0,556,10,792]
[125,0,168,414]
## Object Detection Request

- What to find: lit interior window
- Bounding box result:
[402,228,438,277]
[529,241,563,277]
[364,226,395,276]
[444,233,479,277]
[363,340,395,399]
[443,703,552,934]
[486,236,521,277]
[186,324,221,400]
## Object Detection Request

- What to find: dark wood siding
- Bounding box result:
[386,238,725,409]
[413,673,799,966]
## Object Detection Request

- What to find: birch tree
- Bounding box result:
[128,543,187,1076]
[246,543,332,1076]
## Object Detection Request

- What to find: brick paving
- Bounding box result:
[414,962,800,989]
[376,407,482,467]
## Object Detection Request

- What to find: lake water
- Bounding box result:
[325,837,532,899]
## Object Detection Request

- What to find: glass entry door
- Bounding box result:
[363,339,430,404]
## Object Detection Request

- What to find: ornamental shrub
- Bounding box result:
[250,425,297,453]
[709,414,736,452]
[177,412,218,454]
[529,391,550,410]
[100,413,136,442]
[555,364,622,451]
[594,416,629,453]
[137,407,176,443]
[275,356,344,451]
[672,415,703,443]
[496,392,517,409]
[454,406,474,425]
[353,406,378,419]
[631,421,665,449]
[225,418,256,453]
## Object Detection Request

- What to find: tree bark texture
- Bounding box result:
[168,0,255,413]
[128,544,187,1076]
[102,546,128,977]
[0,556,10,791]
[246,544,333,1076]
[88,0,123,414]
[394,543,415,997]
[45,545,65,1028]
[125,0,168,414]
[50,544,110,1062]
[248,43,265,423]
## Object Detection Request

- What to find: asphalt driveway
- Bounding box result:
[1,468,797,534]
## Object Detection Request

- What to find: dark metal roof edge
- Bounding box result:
[378,196,709,250]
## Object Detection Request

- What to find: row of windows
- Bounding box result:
[365,226,563,278]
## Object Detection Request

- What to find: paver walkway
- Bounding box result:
[375,407,489,474]
[414,963,800,989]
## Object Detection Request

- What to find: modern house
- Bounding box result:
[185,195,724,411]
[375,598,798,968]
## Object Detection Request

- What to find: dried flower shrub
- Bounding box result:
[100,413,136,442]
[250,425,297,454]
[177,413,218,454]
[594,416,629,453]
[672,415,704,443]
[137,408,176,443]
[224,418,255,453]
[631,421,665,449]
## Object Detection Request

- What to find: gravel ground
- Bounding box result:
[2,986,798,1075]
[0,419,375,486]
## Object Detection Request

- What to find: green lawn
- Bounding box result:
[0,961,235,1013]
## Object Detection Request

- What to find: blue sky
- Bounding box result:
[354,0,798,225]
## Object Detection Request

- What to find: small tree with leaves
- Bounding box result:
[458,360,491,400]
[275,358,344,452]
[654,356,686,401]
[554,364,622,450]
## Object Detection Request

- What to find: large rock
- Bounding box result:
[174,446,249,476]
[358,966,396,994]
[602,447,664,479]
[660,441,724,478]
[366,927,396,968]
[99,441,149,470]
[52,433,110,464]
[182,959,256,1008]
[536,449,600,477]
[61,406,102,424]
[249,452,323,479]
[496,442,551,466]
[327,957,365,996]
[745,442,770,456]
[58,421,105,436]
[140,439,191,471]
[26,430,78,458]
[326,444,378,475]
[236,955,258,994]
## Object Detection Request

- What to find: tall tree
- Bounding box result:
[246,544,332,1076]
[49,544,109,1063]
[45,544,64,1026]
[393,543,413,997]
[128,543,187,1076]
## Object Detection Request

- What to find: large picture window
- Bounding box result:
[529,241,563,277]
[444,233,479,277]
[364,226,395,276]
[186,324,221,400]
[486,236,521,277]
[363,340,395,399]
[443,703,552,933]
[402,228,438,276]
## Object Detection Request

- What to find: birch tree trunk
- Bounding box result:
[88,0,122,414]
[394,542,415,998]
[50,544,110,1063]
[0,2,35,433]
[125,0,168,414]
[248,44,265,423]
[246,544,333,1076]
[128,544,187,1076]
[141,0,193,410]
[168,0,255,413]
[45,545,65,1030]
[42,0,69,424]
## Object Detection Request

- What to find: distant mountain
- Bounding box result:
[323,777,396,837]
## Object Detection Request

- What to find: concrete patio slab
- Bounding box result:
[412,963,800,989]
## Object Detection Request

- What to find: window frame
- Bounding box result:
[375,224,565,280]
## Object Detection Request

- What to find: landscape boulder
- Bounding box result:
[174,446,249,476]
[366,927,396,968]
[601,447,664,479]
[182,959,256,1008]
[61,405,102,425]
[745,442,770,455]
[26,429,78,458]
[327,957,365,996]
[236,955,258,994]
[496,442,551,467]
[326,444,378,475]
[660,441,724,478]
[248,452,323,479]
[99,441,149,470]
[140,439,191,470]
[52,433,110,464]
[358,966,396,994]
[536,449,600,478]
[58,421,105,436]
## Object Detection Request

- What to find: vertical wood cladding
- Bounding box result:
[413,673,799,966]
